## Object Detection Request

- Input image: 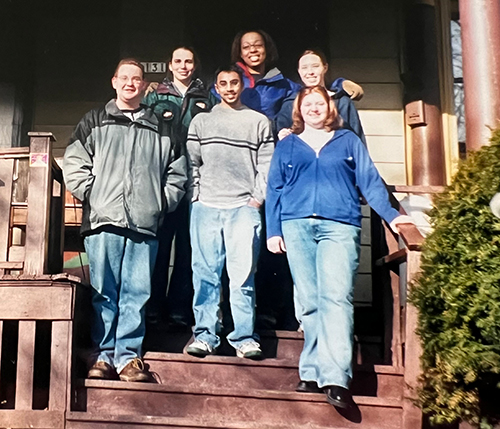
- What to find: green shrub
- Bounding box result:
[410,129,500,428]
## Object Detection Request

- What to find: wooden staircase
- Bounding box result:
[66,330,406,429]
[0,136,430,428]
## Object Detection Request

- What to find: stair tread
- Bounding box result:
[81,379,403,408]
[66,411,360,429]
[144,351,404,374]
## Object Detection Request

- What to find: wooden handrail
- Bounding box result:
[0,147,30,159]
[389,185,445,194]
[397,223,425,251]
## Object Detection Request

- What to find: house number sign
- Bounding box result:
[141,62,167,73]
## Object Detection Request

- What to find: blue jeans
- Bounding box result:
[84,228,159,372]
[282,218,360,389]
[190,202,261,349]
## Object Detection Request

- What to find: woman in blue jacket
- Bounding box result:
[266,86,412,409]
[276,49,366,145]
[229,31,359,125]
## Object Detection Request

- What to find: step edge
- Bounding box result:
[66,411,376,429]
[143,352,404,374]
[81,380,403,408]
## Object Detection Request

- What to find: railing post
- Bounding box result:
[402,249,423,429]
[24,132,57,275]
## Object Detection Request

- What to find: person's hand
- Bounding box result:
[267,236,286,254]
[247,198,262,208]
[389,215,416,234]
[278,128,292,140]
[145,81,159,96]
[342,80,364,101]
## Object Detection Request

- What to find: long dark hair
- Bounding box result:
[230,30,279,70]
[292,86,343,134]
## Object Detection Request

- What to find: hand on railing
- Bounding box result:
[395,223,425,251]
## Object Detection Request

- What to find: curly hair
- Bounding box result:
[230,30,279,70]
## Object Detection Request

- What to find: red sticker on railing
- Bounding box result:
[30,153,48,167]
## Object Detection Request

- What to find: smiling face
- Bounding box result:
[240,32,266,74]
[169,48,195,86]
[300,91,329,129]
[111,63,146,109]
[215,71,243,108]
[298,53,328,88]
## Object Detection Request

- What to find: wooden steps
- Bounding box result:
[70,330,405,428]
[143,352,404,399]
[71,379,403,429]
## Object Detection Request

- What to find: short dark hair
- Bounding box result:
[214,64,243,83]
[230,30,279,70]
[168,46,199,67]
[292,86,343,134]
[114,58,145,79]
[167,46,200,80]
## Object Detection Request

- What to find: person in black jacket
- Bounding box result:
[143,47,217,329]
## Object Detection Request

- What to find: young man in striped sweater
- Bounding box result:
[185,65,274,359]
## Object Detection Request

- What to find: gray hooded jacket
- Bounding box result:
[63,100,187,237]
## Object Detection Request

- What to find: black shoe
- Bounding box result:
[296,380,323,393]
[325,385,354,409]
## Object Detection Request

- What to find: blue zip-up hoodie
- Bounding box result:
[266,129,399,238]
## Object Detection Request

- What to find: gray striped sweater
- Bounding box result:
[186,104,274,208]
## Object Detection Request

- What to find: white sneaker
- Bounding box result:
[236,341,264,360]
[185,339,215,357]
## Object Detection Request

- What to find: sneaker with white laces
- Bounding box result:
[185,339,215,357]
[236,341,264,360]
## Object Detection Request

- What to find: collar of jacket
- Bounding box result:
[157,78,207,98]
[105,99,159,131]
[236,61,285,88]
[235,63,285,87]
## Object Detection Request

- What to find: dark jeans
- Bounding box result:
[149,197,194,325]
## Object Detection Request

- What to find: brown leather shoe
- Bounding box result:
[119,358,156,383]
[88,361,117,380]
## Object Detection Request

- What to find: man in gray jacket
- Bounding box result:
[185,65,274,359]
[64,59,187,382]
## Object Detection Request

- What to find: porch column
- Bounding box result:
[404,0,446,186]
[459,0,500,149]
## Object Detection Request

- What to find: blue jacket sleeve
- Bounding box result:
[352,136,399,224]
[275,94,295,132]
[330,77,346,95]
[266,141,287,239]
[335,96,367,146]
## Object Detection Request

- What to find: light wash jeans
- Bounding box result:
[84,228,159,373]
[282,218,360,389]
[190,202,261,349]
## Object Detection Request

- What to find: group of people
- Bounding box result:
[63,29,413,410]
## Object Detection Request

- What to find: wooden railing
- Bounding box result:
[0,132,65,276]
[377,185,443,429]
[0,133,79,429]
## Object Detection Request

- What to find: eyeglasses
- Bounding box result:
[116,76,143,84]
[241,43,265,51]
